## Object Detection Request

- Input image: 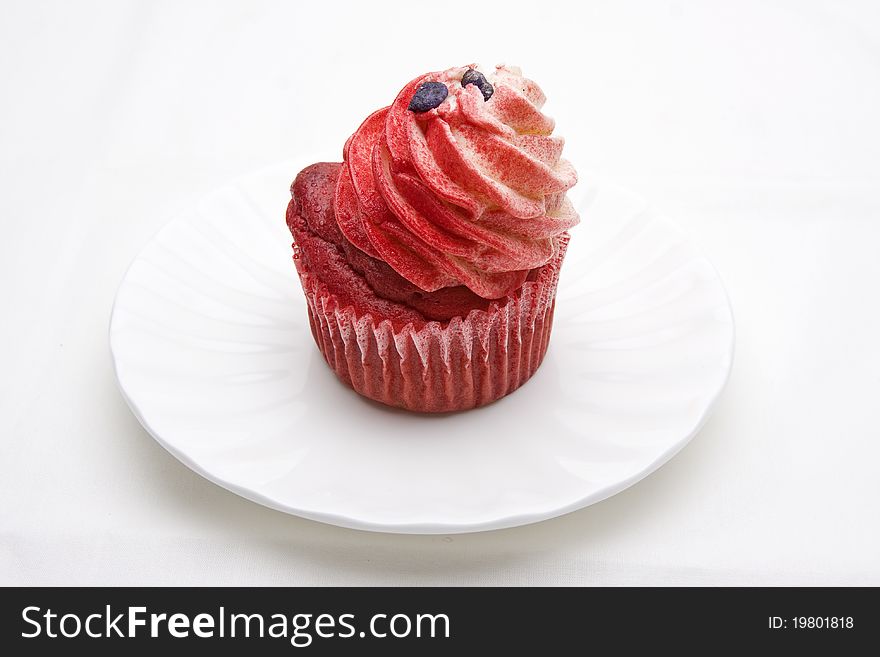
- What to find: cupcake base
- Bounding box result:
[288,163,569,413]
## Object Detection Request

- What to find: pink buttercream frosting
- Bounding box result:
[334,64,579,299]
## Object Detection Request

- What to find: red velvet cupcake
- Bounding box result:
[286,64,579,412]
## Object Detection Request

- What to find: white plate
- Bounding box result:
[110,159,734,534]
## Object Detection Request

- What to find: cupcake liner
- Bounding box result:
[297,235,568,413]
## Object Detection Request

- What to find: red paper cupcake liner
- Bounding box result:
[297,235,568,413]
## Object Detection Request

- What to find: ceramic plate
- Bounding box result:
[110,159,734,534]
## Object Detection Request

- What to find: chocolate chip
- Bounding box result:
[461,68,494,101]
[461,69,485,87]
[408,82,449,113]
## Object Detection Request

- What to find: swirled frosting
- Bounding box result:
[334,64,578,299]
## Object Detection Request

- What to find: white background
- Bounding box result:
[2,0,879,585]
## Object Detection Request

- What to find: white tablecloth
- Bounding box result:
[2,0,878,586]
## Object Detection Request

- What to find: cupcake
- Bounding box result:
[286,64,579,412]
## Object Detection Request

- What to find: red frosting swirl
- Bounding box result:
[334,64,578,299]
